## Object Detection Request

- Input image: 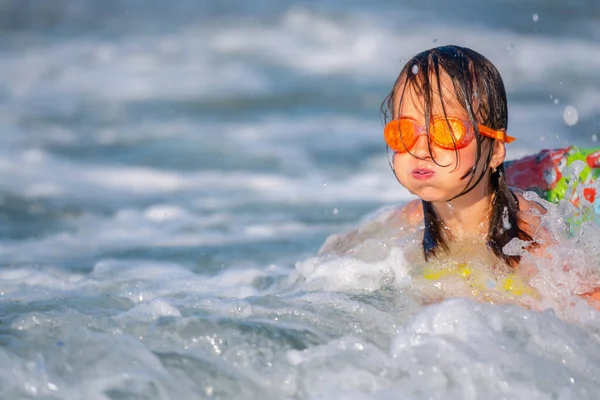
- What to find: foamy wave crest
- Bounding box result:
[289,247,411,293]
[286,299,600,399]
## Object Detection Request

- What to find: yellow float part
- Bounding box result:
[501,275,537,297]
[423,263,472,280]
[422,263,536,297]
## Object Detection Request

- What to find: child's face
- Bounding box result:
[392,73,491,203]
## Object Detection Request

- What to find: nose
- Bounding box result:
[411,133,432,159]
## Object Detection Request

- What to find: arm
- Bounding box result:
[514,191,556,256]
[582,290,600,303]
[515,192,600,310]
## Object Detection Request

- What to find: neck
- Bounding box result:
[432,181,492,240]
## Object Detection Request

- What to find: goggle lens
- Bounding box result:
[384,119,418,152]
[430,118,467,149]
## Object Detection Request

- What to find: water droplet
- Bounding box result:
[540,135,547,141]
[502,206,511,230]
[553,98,560,105]
[507,44,515,54]
[333,208,339,215]
[411,65,419,75]
[323,181,327,186]
[592,134,597,142]
[532,13,539,22]
[563,105,579,126]
[549,94,553,99]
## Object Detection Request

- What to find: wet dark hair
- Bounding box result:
[381,45,534,267]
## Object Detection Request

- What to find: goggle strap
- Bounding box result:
[477,124,516,143]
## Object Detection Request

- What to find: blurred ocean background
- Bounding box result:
[1,0,600,398]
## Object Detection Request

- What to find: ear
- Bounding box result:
[489,140,506,170]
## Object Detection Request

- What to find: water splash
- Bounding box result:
[563,106,579,126]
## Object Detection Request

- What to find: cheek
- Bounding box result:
[393,153,409,170]
[444,145,478,173]
[392,154,411,182]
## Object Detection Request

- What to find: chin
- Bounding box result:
[417,196,446,203]
[409,188,450,203]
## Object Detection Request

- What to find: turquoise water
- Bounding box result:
[1,1,600,398]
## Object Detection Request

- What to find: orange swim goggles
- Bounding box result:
[384,117,516,153]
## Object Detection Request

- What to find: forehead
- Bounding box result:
[394,69,468,120]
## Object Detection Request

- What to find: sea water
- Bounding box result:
[1,0,600,398]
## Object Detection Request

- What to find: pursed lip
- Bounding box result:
[411,168,435,180]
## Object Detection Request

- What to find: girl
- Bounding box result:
[381,45,537,267]
[321,45,600,308]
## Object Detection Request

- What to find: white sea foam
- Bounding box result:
[284,299,600,399]
[114,299,182,321]
[2,236,600,399]
[0,200,332,265]
[0,144,411,209]
[0,149,190,200]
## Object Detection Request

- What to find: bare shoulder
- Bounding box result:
[515,191,547,219]
[318,200,423,256]
[396,199,423,228]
